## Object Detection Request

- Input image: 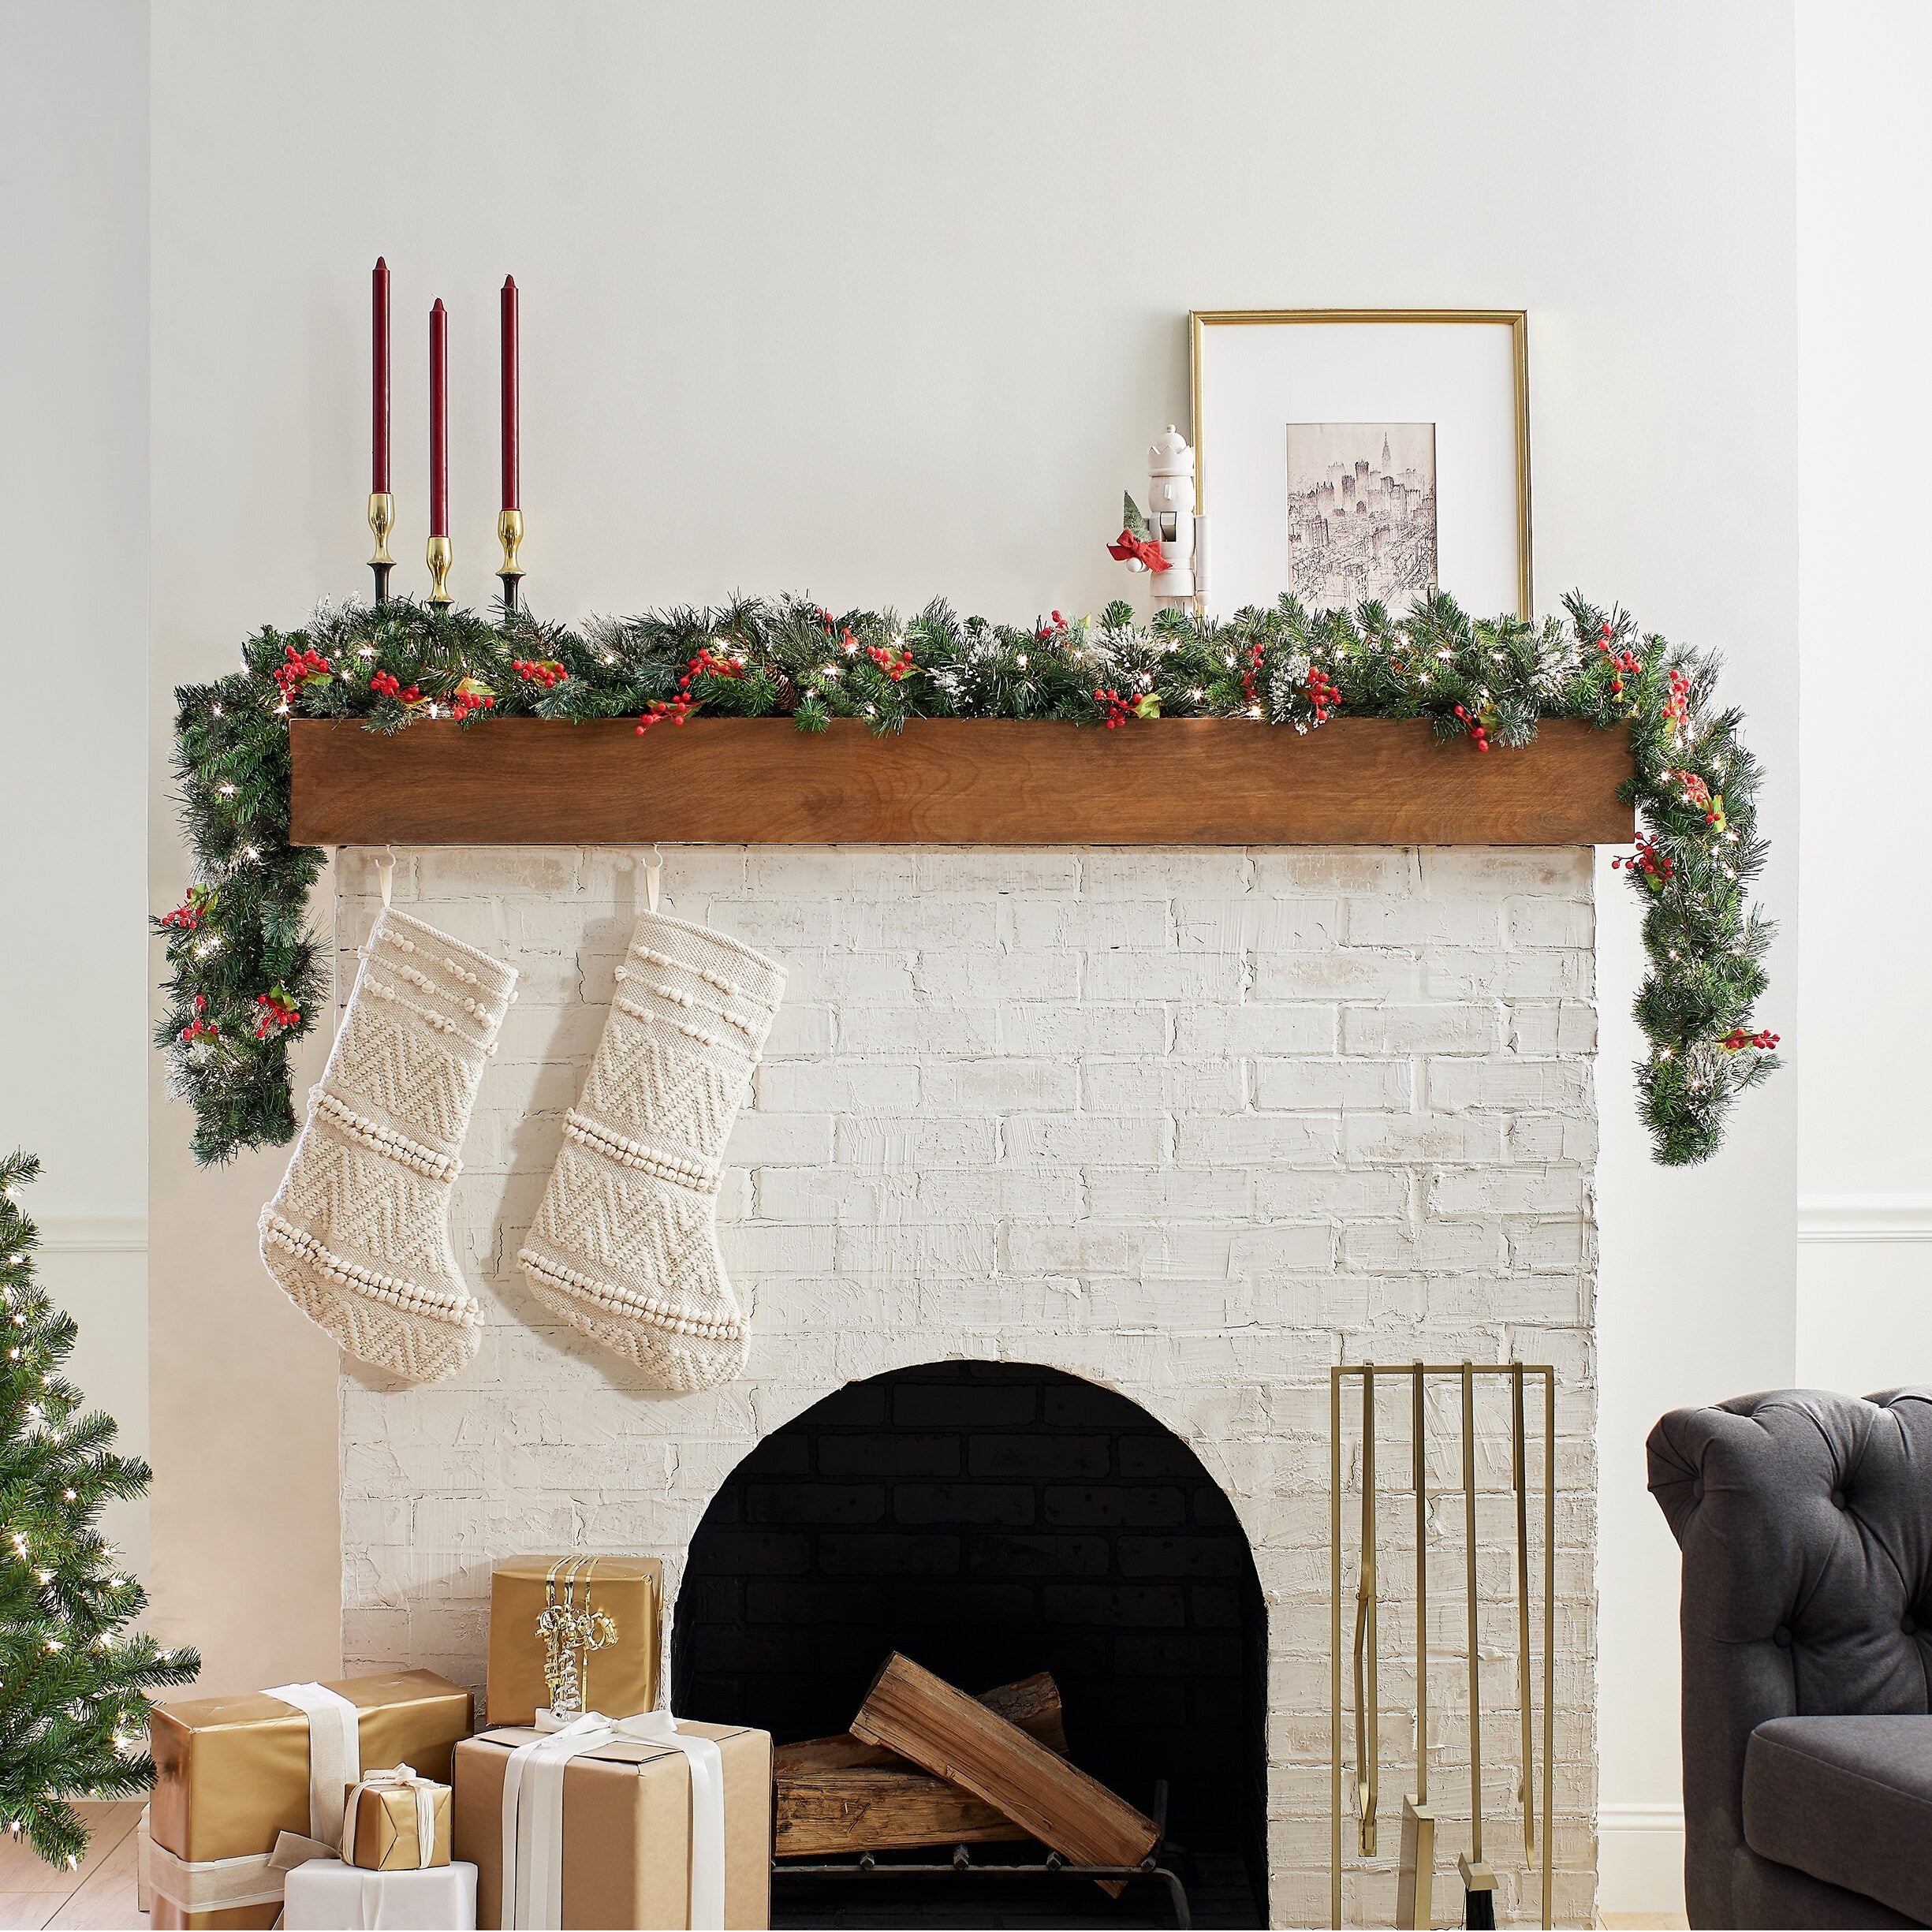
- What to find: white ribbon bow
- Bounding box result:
[498,1709,725,1932]
[341,1763,442,1870]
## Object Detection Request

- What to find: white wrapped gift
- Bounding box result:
[281,1856,477,1931]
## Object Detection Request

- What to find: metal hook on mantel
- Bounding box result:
[642,843,664,915]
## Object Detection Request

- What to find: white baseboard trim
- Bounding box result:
[1797,1194,1932,1244]
[34,1212,148,1255]
[1599,1802,1684,1831]
[1598,1803,1685,1918]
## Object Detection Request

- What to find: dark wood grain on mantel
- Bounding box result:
[288,716,1634,847]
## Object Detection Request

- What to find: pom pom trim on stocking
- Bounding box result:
[518,1244,747,1341]
[260,1209,484,1326]
[560,1109,720,1192]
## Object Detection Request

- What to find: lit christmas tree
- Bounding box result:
[0,1150,198,1868]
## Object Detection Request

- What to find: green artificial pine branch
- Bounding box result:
[158,590,1780,1168]
[0,1153,200,1869]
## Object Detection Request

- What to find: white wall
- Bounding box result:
[1795,0,1932,1392]
[2,2,151,1580]
[135,0,1800,1913]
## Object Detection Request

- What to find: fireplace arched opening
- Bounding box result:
[670,1358,1267,1923]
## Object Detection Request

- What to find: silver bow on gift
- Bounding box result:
[535,1558,617,1718]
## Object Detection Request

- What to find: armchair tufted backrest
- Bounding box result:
[1647,1387,1932,1927]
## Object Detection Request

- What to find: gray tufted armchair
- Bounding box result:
[1648,1387,1932,1929]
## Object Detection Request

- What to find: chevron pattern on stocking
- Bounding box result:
[532,1141,729,1313]
[524,1270,745,1393]
[581,1025,743,1158]
[330,998,483,1151]
[278,1128,452,1278]
[280,1256,478,1385]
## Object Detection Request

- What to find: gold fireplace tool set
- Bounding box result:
[1330,1362,1557,1930]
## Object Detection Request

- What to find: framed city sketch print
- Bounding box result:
[1189,310,1531,617]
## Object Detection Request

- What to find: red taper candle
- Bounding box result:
[371,259,390,494]
[500,276,520,512]
[428,298,449,537]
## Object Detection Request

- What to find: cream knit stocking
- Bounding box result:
[259,904,517,1383]
[519,907,785,1393]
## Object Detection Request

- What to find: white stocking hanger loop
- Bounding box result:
[375,845,397,909]
[643,845,664,915]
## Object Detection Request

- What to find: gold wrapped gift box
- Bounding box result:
[147,1669,472,1930]
[453,1721,770,1930]
[342,1775,453,1870]
[487,1554,662,1726]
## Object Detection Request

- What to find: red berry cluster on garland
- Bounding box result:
[513,658,567,689]
[448,688,495,722]
[178,995,219,1045]
[1613,833,1675,886]
[868,641,916,681]
[272,643,332,701]
[253,990,301,1039]
[161,899,203,932]
[1453,703,1491,752]
[1094,688,1136,729]
[1035,610,1069,643]
[1721,1027,1781,1052]
[1305,666,1341,722]
[636,646,745,734]
[635,694,697,734]
[1240,637,1264,710]
[1665,766,1726,830]
[1596,622,1642,699]
[688,646,746,684]
[1663,667,1692,736]
[369,670,423,704]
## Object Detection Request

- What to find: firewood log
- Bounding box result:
[849,1653,1158,1872]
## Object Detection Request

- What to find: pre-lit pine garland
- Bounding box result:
[0,1151,200,1869]
[158,590,1778,1168]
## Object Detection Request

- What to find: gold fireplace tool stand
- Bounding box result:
[1330,1361,1556,1930]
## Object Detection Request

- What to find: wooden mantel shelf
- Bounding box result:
[288,717,1633,848]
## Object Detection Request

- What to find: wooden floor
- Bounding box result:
[0,1803,146,1931]
[2,1805,1688,1930]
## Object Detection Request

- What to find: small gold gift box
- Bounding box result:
[341,1769,453,1870]
[487,1554,662,1727]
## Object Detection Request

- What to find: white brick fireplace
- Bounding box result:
[334,841,1598,1927]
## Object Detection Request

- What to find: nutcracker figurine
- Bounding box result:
[1107,426,1211,614]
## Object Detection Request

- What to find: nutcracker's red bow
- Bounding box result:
[1106,529,1172,573]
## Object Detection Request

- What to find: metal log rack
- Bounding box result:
[1330,1361,1557,1930]
[773,1778,1194,1927]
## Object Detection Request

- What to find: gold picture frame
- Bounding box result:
[1189,309,1534,618]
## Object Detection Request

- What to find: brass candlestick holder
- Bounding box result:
[367,493,396,605]
[426,534,453,608]
[498,508,525,616]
